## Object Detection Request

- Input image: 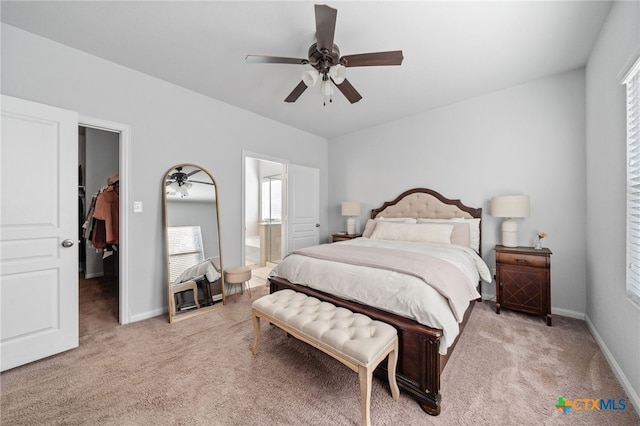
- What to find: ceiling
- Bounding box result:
[1,1,612,139]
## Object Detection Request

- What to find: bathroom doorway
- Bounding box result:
[244,155,286,282]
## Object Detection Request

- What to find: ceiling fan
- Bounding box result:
[166,167,212,197]
[245,4,403,105]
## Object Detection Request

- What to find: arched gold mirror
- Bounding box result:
[163,163,225,323]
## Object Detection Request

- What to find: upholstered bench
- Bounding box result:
[251,289,399,426]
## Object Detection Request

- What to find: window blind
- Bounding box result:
[626,60,640,305]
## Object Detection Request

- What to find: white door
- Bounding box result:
[286,164,320,253]
[1,95,79,371]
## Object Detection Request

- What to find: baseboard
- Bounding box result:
[551,306,584,320]
[585,314,640,415]
[481,290,585,321]
[129,307,165,323]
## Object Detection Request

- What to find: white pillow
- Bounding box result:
[417,218,481,253]
[362,217,417,238]
[378,217,418,224]
[370,221,453,244]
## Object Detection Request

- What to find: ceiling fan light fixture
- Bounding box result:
[302,69,320,87]
[168,178,193,198]
[328,64,346,85]
[321,79,333,96]
[179,184,190,198]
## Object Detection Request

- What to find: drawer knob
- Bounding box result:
[515,258,528,263]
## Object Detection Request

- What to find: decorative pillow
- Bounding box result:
[445,222,470,247]
[362,219,377,238]
[370,221,453,244]
[417,218,480,253]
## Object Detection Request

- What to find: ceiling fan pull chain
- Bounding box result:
[323,87,333,106]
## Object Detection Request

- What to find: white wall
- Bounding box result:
[1,24,329,320]
[329,69,587,317]
[585,0,640,411]
[244,157,260,238]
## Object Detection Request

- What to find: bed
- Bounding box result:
[268,188,492,415]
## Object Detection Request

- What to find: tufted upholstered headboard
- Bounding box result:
[371,188,481,220]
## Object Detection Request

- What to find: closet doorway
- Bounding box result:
[78,125,120,331]
[244,154,286,285]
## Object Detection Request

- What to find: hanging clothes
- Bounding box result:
[91,218,108,249]
[93,185,119,245]
[82,192,99,245]
[82,178,119,256]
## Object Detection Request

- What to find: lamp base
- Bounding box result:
[501,218,519,247]
[347,217,355,235]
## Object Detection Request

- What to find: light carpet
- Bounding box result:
[1,280,638,425]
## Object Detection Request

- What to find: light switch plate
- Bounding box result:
[133,201,143,213]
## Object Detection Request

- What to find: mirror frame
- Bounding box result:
[162,163,225,323]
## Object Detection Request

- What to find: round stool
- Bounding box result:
[224,266,252,302]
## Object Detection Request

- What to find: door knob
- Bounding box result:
[61,239,74,248]
[315,223,320,227]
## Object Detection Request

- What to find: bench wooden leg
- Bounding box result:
[251,311,260,355]
[388,341,400,400]
[358,366,373,426]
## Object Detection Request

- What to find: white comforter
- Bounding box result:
[270,238,492,355]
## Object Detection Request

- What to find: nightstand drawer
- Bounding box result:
[496,251,548,268]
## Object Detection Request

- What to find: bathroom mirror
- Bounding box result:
[163,163,225,323]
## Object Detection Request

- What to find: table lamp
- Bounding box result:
[341,202,361,235]
[491,195,530,247]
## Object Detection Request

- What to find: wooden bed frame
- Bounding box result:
[268,188,482,416]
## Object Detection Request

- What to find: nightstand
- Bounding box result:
[494,245,552,326]
[332,233,361,242]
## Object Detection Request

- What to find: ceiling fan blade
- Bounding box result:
[245,55,308,65]
[186,169,201,177]
[341,50,404,67]
[315,4,337,52]
[333,78,362,104]
[284,81,308,103]
[190,180,213,185]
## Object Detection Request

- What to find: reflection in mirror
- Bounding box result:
[163,164,225,323]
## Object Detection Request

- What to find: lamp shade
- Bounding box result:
[302,69,319,87]
[329,64,346,84]
[491,195,530,218]
[341,202,361,216]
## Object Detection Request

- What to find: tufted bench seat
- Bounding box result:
[251,289,399,426]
